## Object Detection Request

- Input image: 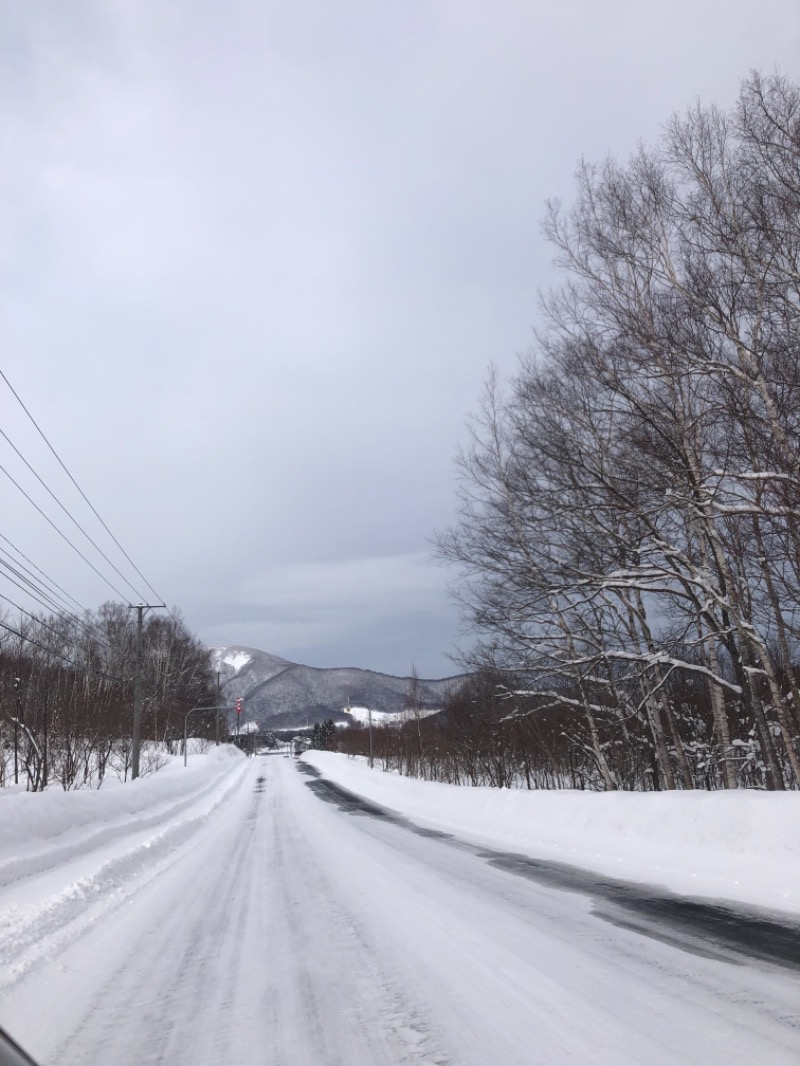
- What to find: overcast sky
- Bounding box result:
[2,1,799,678]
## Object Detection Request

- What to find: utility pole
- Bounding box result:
[12,677,21,785]
[130,603,165,780]
[216,669,221,747]
[42,696,48,791]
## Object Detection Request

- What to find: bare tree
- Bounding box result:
[438,72,800,791]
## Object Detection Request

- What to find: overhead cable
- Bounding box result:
[0,369,165,604]
[0,593,114,658]
[0,617,88,675]
[0,534,88,614]
[0,425,149,602]
[0,461,132,601]
[0,558,116,656]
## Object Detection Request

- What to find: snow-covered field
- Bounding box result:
[0,747,798,1065]
[344,705,440,726]
[303,752,800,916]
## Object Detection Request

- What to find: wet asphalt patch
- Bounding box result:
[480,849,800,971]
[299,768,455,842]
[299,765,800,974]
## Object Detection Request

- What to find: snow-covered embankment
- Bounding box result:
[302,751,800,916]
[0,746,248,992]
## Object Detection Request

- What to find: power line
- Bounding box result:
[0,592,113,658]
[0,558,117,657]
[0,369,166,604]
[0,425,149,602]
[0,460,132,601]
[0,533,127,656]
[0,541,120,653]
[0,617,90,675]
[0,535,90,614]
[0,375,187,672]
[0,560,71,617]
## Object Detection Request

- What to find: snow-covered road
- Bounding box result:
[1,753,799,1065]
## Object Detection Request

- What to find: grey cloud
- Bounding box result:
[2,0,798,676]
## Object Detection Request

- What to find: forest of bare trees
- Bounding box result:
[429,72,800,791]
[0,604,217,789]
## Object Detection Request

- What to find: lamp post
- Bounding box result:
[183,705,225,767]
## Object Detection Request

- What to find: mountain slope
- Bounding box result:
[211,645,294,689]
[211,645,463,730]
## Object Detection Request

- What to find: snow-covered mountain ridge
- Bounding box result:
[210,645,464,730]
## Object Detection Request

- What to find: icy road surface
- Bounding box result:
[1,754,799,1066]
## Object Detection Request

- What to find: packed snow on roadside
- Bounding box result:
[0,746,246,892]
[302,751,800,916]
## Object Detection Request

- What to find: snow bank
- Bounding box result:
[0,747,249,997]
[302,752,800,915]
[0,746,245,886]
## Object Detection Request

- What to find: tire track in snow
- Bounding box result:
[10,759,449,1066]
[55,777,263,1065]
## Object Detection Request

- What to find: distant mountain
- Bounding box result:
[210,645,464,731]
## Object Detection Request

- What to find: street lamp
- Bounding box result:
[183,705,225,767]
